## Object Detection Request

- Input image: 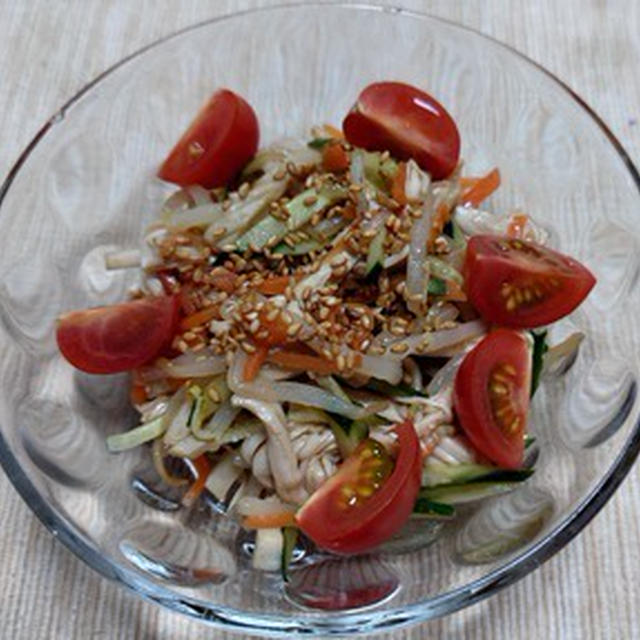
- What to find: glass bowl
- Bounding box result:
[1,3,639,636]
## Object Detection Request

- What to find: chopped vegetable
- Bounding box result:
[530,330,548,396]
[460,168,501,207]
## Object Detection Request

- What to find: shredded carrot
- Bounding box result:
[322,143,350,172]
[507,212,529,238]
[179,306,220,331]
[242,510,296,529]
[421,439,438,460]
[323,123,344,139]
[182,454,212,507]
[444,280,467,302]
[209,268,238,293]
[256,275,293,296]
[243,344,269,382]
[129,384,148,405]
[460,168,501,207]
[268,350,345,375]
[428,201,452,249]
[390,162,407,205]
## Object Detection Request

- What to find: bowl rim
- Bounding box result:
[1,2,640,635]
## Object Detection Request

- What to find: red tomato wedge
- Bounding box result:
[464,235,596,329]
[453,329,531,469]
[158,89,259,188]
[296,421,421,554]
[342,82,460,180]
[56,296,179,374]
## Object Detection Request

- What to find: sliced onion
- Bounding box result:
[227,351,278,402]
[151,438,189,487]
[235,494,296,518]
[193,400,241,442]
[426,302,460,325]
[406,165,434,313]
[268,381,369,419]
[231,396,306,504]
[161,352,227,379]
[385,320,487,360]
[404,159,432,201]
[105,249,142,270]
[453,206,550,245]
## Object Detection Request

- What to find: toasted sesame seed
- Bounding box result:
[242,341,257,354]
[266,308,280,322]
[303,194,318,207]
[221,243,236,253]
[336,354,347,371]
[249,319,261,333]
[287,322,302,337]
[273,168,287,181]
[222,199,232,211]
[368,345,386,356]
[390,342,409,354]
[207,387,221,402]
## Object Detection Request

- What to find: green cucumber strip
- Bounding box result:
[530,330,548,397]
[413,497,456,519]
[236,185,346,251]
[363,151,398,190]
[366,226,386,275]
[273,238,323,256]
[281,526,299,582]
[420,475,532,505]
[308,137,332,149]
[327,413,368,458]
[524,435,536,449]
[427,276,447,296]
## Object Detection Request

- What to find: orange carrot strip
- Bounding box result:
[242,511,296,529]
[507,212,529,238]
[243,345,269,382]
[444,280,467,302]
[179,306,220,331]
[391,162,407,205]
[129,383,148,405]
[460,168,501,207]
[256,275,293,296]
[322,143,350,172]
[428,201,452,249]
[323,123,344,139]
[182,454,212,507]
[268,350,341,375]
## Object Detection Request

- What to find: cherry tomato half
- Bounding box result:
[56,296,179,374]
[296,421,421,554]
[464,235,596,329]
[158,89,259,188]
[342,82,460,180]
[453,329,531,469]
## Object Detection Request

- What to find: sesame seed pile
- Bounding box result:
[144,142,461,376]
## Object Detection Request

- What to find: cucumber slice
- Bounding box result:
[236,185,347,251]
[281,526,299,582]
[413,497,456,520]
[366,226,386,275]
[419,475,532,505]
[427,276,447,296]
[327,413,369,458]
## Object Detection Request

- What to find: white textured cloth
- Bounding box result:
[0,2,639,638]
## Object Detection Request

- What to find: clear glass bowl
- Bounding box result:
[1,4,639,636]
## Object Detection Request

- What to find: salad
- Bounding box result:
[56,82,595,570]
